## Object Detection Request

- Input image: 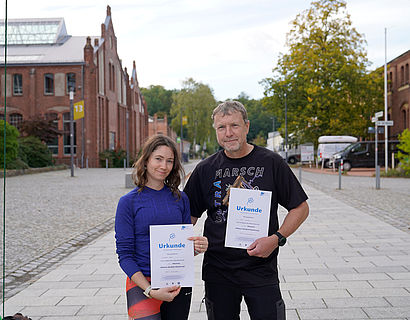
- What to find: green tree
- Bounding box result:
[0,120,20,166]
[262,0,383,146]
[397,129,410,175]
[236,92,276,142]
[170,78,217,154]
[141,85,174,117]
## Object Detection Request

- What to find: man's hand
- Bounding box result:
[247,236,277,258]
[150,285,181,302]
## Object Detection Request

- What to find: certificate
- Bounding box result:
[149,224,194,288]
[225,188,272,249]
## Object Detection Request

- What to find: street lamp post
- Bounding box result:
[69,90,74,177]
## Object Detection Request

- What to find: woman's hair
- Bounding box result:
[132,134,184,197]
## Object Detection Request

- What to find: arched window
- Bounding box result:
[406,64,409,84]
[9,113,23,129]
[389,71,393,91]
[402,109,407,129]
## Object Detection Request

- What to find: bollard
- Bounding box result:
[124,158,126,170]
[392,152,395,170]
[376,165,380,189]
[106,158,108,169]
[86,158,89,169]
[298,166,302,183]
[338,164,342,190]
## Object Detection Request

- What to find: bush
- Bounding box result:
[397,129,410,175]
[0,120,20,166]
[99,148,127,168]
[18,136,53,168]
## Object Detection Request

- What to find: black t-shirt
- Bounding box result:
[184,145,308,287]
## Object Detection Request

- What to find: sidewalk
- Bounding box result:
[1,183,409,319]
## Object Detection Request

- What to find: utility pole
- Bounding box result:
[384,28,388,173]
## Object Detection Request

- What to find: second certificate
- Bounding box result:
[225,188,272,249]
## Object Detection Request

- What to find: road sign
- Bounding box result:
[371,117,377,123]
[376,120,393,126]
[73,100,84,120]
[375,111,383,118]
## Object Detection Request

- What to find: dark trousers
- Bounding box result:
[160,287,192,320]
[204,282,285,320]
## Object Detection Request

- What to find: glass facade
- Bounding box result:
[0,19,67,45]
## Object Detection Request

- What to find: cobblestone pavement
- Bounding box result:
[293,168,410,234]
[0,168,131,299]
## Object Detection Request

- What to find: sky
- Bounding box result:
[2,0,410,101]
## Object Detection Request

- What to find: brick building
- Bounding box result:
[0,6,148,167]
[387,50,410,138]
[148,113,177,141]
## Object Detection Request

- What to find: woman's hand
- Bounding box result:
[188,236,208,255]
[150,285,181,302]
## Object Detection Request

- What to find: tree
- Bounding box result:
[236,92,276,142]
[19,115,62,143]
[0,120,19,166]
[141,85,174,117]
[170,78,217,154]
[397,129,410,175]
[262,0,383,146]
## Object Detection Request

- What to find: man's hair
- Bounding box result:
[132,134,184,198]
[211,100,249,123]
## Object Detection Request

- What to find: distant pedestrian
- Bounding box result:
[115,134,208,320]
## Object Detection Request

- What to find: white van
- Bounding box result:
[317,136,357,167]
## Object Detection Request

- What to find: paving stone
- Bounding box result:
[324,297,390,308]
[363,307,410,318]
[298,307,367,319]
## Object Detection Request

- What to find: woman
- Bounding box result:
[115,134,208,320]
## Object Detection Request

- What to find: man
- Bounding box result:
[184,101,309,320]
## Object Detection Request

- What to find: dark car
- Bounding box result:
[333,140,401,171]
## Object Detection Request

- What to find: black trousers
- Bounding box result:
[204,282,286,320]
[160,287,192,320]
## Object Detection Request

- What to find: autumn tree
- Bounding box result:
[19,115,62,143]
[170,78,217,154]
[262,0,383,146]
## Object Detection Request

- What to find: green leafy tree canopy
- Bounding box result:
[170,78,217,154]
[262,0,383,147]
[141,85,174,118]
[0,120,20,166]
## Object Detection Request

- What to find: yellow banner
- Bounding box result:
[73,100,84,120]
[182,116,188,126]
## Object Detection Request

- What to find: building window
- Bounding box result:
[0,114,4,120]
[401,66,405,86]
[389,71,393,91]
[44,73,54,95]
[9,113,23,129]
[45,113,59,155]
[403,109,408,129]
[13,74,23,95]
[406,64,409,84]
[63,112,76,155]
[66,73,76,93]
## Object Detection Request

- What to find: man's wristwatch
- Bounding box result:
[143,285,153,299]
[274,231,287,246]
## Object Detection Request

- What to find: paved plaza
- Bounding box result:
[0,163,409,319]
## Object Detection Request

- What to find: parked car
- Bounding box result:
[317,136,358,168]
[332,140,401,171]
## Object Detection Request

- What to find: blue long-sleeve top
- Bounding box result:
[115,185,191,279]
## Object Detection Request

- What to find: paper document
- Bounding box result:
[225,188,271,249]
[150,224,194,288]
